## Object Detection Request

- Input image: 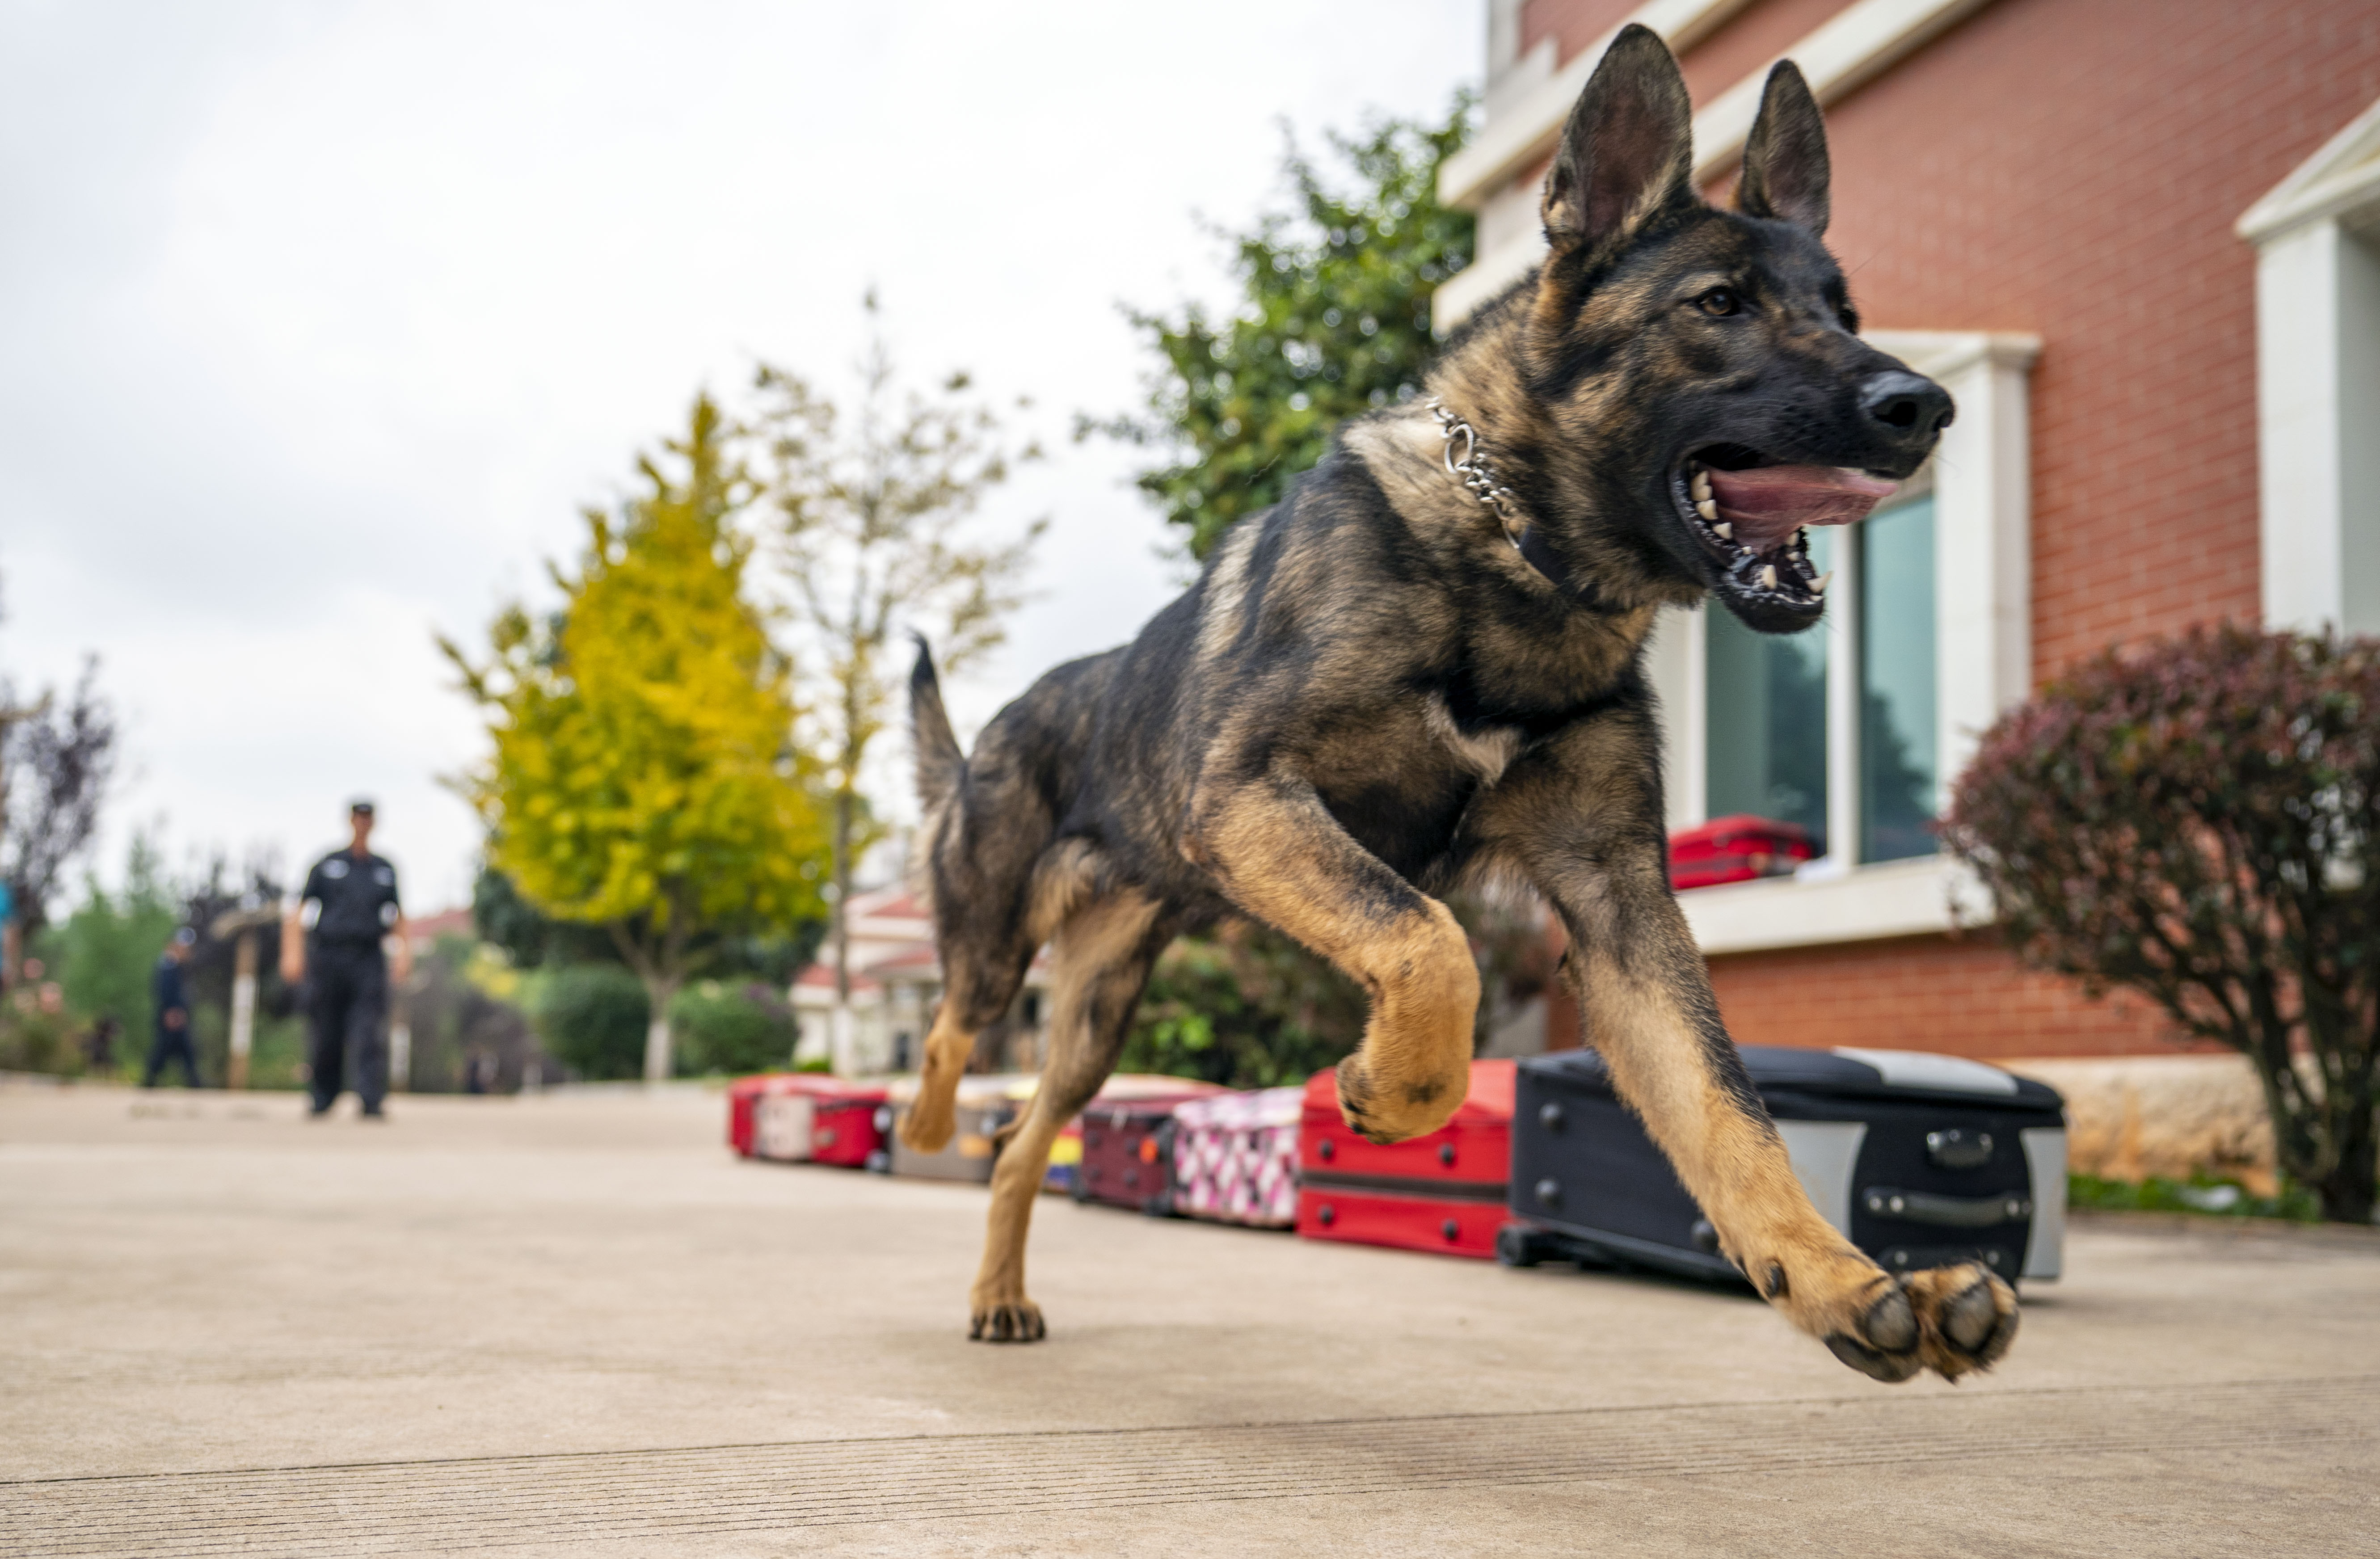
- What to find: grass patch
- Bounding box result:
[2069,1171,2319,1223]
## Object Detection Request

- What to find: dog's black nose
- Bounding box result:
[1860,371,1953,441]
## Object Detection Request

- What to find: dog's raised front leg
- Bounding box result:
[1192,769,1479,1145]
[1471,710,2016,1383]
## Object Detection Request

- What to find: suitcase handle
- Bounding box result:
[1862,1187,2031,1228]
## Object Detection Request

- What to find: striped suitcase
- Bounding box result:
[1170,1087,1303,1228]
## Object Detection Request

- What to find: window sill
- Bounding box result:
[1679,854,1993,957]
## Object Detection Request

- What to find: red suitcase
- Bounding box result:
[729,1074,889,1166]
[1668,814,1816,891]
[728,1074,771,1156]
[1072,1078,1226,1214]
[1295,1058,1515,1259]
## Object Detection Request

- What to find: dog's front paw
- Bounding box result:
[1335,1057,1465,1146]
[969,1296,1045,1343]
[1809,1263,2017,1384]
[1901,1262,2019,1380]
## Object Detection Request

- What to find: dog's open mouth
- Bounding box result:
[1672,444,1899,613]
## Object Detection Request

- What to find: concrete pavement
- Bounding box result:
[3,1079,2376,1556]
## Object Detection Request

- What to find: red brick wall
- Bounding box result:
[1701,934,2216,1060]
[1538,930,2209,1061]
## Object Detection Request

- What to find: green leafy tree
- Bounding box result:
[752,298,1043,1068]
[42,835,179,1041]
[444,394,831,1081]
[1089,99,1474,560]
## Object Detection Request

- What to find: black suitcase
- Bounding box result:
[1504,1046,2067,1287]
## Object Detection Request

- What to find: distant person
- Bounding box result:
[282,799,411,1119]
[142,928,201,1088]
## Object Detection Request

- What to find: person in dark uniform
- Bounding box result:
[282,799,412,1118]
[141,927,201,1088]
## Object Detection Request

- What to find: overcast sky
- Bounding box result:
[0,0,1483,912]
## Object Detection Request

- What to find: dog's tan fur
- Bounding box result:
[898,26,2015,1383]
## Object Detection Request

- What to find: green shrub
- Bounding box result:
[1946,627,2380,1222]
[532,964,649,1081]
[0,1005,83,1075]
[669,981,795,1076]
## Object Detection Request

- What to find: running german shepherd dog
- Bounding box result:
[902,25,2014,1383]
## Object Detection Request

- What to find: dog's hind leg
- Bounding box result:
[899,959,1024,1155]
[966,889,1171,1342]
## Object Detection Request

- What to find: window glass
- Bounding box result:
[1859,497,1938,862]
[1704,530,1837,852]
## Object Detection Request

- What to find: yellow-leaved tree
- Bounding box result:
[443,395,829,1080]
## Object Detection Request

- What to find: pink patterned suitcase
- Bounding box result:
[1169,1087,1303,1228]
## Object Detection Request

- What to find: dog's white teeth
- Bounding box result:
[1691,471,1712,503]
[1695,498,1718,522]
[1713,522,1732,540]
[1812,570,1834,595]
[1761,564,1778,590]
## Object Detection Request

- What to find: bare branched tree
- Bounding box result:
[753,296,1045,1068]
[1,657,117,943]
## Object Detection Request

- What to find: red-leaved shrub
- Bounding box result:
[1943,625,2380,1221]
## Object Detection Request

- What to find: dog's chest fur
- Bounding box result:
[1424,694,1524,785]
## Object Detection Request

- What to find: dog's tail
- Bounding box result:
[909,633,964,846]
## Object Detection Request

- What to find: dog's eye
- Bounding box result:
[1695,287,1741,317]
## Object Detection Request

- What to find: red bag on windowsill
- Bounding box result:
[1668,815,1817,891]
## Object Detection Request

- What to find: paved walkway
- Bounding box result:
[4,1080,2376,1556]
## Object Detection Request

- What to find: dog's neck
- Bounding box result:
[1422,395,1610,610]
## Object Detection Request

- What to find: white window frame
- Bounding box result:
[1641,329,2039,954]
[2238,96,2380,638]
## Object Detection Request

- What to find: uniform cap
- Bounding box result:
[172,927,198,947]
[349,798,376,817]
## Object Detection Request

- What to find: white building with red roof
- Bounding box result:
[791,885,1049,1074]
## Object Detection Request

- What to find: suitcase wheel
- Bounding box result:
[1495,1224,1550,1268]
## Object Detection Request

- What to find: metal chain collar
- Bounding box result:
[1425,396,1527,550]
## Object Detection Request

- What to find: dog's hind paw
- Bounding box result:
[969,1298,1045,1343]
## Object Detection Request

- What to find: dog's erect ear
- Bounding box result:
[1735,61,1830,235]
[1540,23,1695,259]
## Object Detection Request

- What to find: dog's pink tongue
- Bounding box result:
[1708,465,1899,552]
